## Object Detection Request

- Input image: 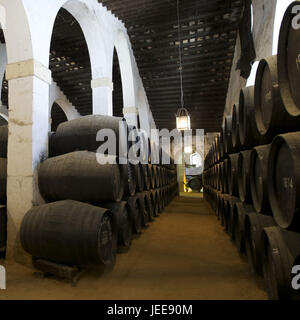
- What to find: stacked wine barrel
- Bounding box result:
[20,115,178,273]
[204,2,300,301]
[0,125,7,259]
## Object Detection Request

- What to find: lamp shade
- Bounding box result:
[176,108,191,131]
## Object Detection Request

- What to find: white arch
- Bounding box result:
[51,99,80,121]
[114,30,136,109]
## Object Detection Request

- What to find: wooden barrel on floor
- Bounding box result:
[136,192,150,228]
[0,207,7,254]
[228,196,240,239]
[20,200,115,266]
[102,201,132,253]
[38,151,123,203]
[120,164,136,197]
[0,125,8,158]
[237,150,252,203]
[144,191,154,222]
[134,164,143,193]
[245,213,276,275]
[231,104,242,152]
[126,195,143,235]
[141,164,150,191]
[263,226,300,300]
[250,145,271,214]
[0,158,7,205]
[232,202,255,253]
[239,86,266,148]
[151,189,159,217]
[227,153,239,197]
[278,1,300,118]
[254,55,299,139]
[224,116,234,154]
[268,132,300,231]
[49,115,128,157]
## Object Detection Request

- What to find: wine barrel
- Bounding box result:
[0,125,8,159]
[156,189,163,214]
[120,164,136,197]
[147,164,155,189]
[219,128,224,161]
[228,196,241,239]
[150,165,156,189]
[102,201,132,253]
[220,195,230,229]
[227,153,239,197]
[237,150,252,203]
[49,115,128,157]
[144,191,154,222]
[224,116,234,154]
[222,159,229,194]
[20,200,115,266]
[231,104,242,151]
[187,177,203,191]
[136,192,150,228]
[268,132,300,231]
[239,86,266,148]
[126,195,142,235]
[232,202,255,253]
[38,151,123,203]
[141,164,150,191]
[254,55,299,138]
[278,1,300,118]
[245,213,276,275]
[154,165,160,188]
[150,189,159,217]
[148,190,156,220]
[0,206,7,254]
[134,164,143,193]
[0,158,7,205]
[250,144,271,214]
[263,226,300,300]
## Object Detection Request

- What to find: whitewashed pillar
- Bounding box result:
[6,59,50,263]
[91,77,113,115]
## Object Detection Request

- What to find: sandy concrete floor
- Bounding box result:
[0,197,267,300]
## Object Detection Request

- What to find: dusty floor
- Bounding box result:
[0,196,267,300]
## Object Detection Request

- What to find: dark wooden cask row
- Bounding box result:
[227,153,239,197]
[0,125,8,158]
[268,132,300,231]
[239,86,267,148]
[231,104,242,152]
[136,192,150,229]
[125,195,143,235]
[0,206,7,256]
[227,196,241,239]
[245,213,276,275]
[263,226,300,300]
[224,116,234,154]
[232,202,255,253]
[254,55,299,139]
[278,1,300,118]
[20,200,115,267]
[102,201,132,253]
[0,158,7,205]
[120,164,136,197]
[250,144,271,214]
[49,115,128,157]
[38,151,123,203]
[151,189,159,217]
[237,150,252,204]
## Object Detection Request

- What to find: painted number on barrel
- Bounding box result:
[292,5,300,30]
[292,265,300,290]
[283,177,294,189]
